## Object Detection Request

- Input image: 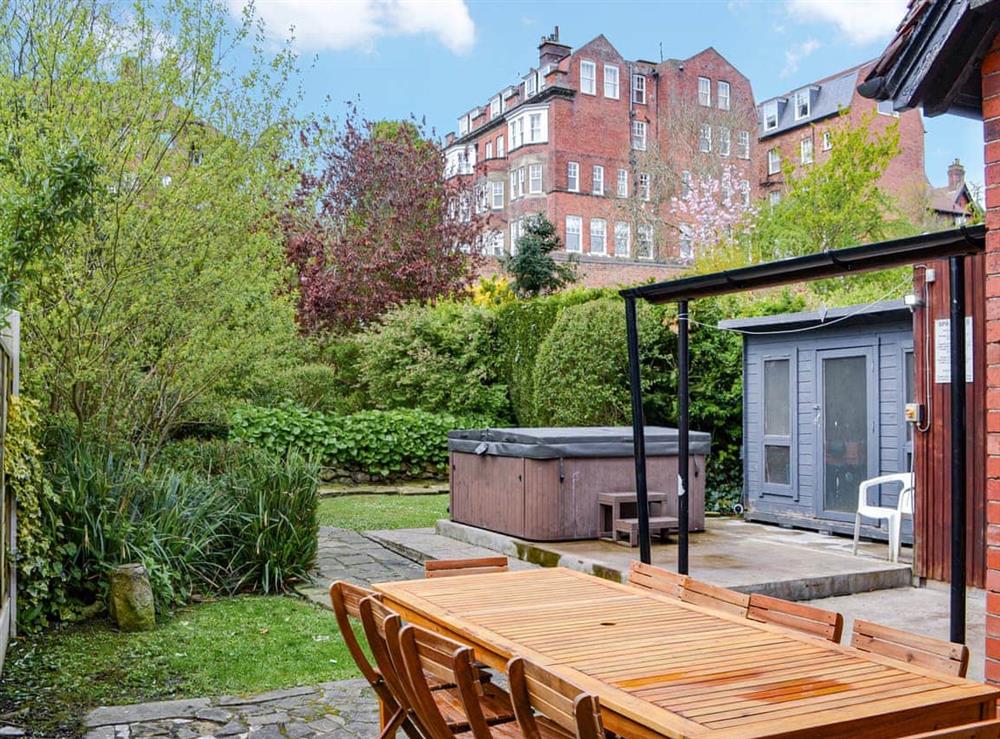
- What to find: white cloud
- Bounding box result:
[781,38,820,78]
[229,0,476,54]
[785,0,907,45]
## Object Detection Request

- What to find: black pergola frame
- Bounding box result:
[620,224,985,644]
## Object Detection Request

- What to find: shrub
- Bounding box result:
[35,435,319,625]
[532,298,671,426]
[230,405,469,479]
[359,301,510,422]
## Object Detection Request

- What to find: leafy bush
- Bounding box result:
[359,302,510,422]
[230,405,467,479]
[532,298,671,426]
[34,435,318,626]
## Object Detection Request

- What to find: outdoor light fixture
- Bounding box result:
[904,293,925,308]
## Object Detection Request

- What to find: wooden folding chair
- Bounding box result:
[851,619,970,677]
[627,561,688,600]
[394,622,516,739]
[747,593,844,642]
[424,556,509,578]
[903,718,1000,738]
[508,656,605,739]
[680,578,750,617]
[330,582,420,739]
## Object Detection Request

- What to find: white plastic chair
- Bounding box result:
[852,473,914,563]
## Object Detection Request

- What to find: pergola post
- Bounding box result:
[949,255,967,644]
[678,300,690,575]
[625,296,652,565]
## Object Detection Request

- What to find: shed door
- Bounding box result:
[818,348,877,518]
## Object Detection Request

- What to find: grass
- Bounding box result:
[317,493,449,530]
[0,595,361,737]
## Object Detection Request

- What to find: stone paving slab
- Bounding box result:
[365,527,537,571]
[83,680,379,739]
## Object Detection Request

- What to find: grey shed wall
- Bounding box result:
[738,312,913,538]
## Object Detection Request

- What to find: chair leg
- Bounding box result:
[852,512,862,555]
[889,515,901,564]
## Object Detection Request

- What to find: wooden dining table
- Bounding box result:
[373,567,1000,738]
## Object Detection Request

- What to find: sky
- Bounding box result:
[227,0,984,192]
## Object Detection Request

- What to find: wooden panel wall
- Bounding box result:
[912,255,986,587]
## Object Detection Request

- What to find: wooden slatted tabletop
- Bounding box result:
[374,567,1000,738]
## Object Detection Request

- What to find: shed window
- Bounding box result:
[763,358,792,486]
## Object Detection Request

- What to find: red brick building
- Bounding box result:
[444,29,758,289]
[756,61,927,206]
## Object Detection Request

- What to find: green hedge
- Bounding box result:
[230,405,473,479]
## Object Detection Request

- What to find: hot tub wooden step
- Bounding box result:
[613,516,679,547]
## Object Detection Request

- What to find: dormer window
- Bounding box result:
[794,89,810,120]
[458,115,469,136]
[525,72,537,98]
[763,100,778,131]
[489,96,501,119]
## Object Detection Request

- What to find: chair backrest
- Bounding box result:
[851,619,969,677]
[898,485,915,516]
[396,622,492,739]
[628,561,688,600]
[507,656,604,739]
[747,593,844,642]
[329,581,380,686]
[680,578,750,617]
[901,718,1000,738]
[424,556,509,579]
[858,473,914,515]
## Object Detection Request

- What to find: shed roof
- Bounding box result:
[718,300,910,333]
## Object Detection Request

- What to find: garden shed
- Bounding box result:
[720,300,915,539]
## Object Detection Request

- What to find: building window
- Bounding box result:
[632,74,646,104]
[567,161,579,192]
[800,137,814,165]
[490,96,501,119]
[528,113,542,143]
[525,72,537,98]
[763,100,778,131]
[769,190,781,206]
[718,127,731,157]
[475,183,488,213]
[517,167,525,198]
[698,76,711,106]
[740,179,750,207]
[767,148,781,175]
[632,120,647,150]
[614,221,630,256]
[679,227,694,261]
[485,142,493,159]
[529,164,543,194]
[580,60,596,95]
[681,170,691,198]
[794,89,810,120]
[509,118,523,149]
[617,168,628,198]
[699,123,712,153]
[491,181,504,209]
[636,224,654,259]
[510,219,522,255]
[638,172,651,201]
[566,216,582,252]
[497,135,505,157]
[763,357,792,486]
[604,64,620,99]
[485,230,504,256]
[737,130,750,159]
[877,99,899,117]
[590,218,607,254]
[592,165,604,196]
[718,80,731,110]
[510,170,517,200]
[822,130,832,150]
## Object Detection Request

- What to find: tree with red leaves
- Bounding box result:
[284,112,483,333]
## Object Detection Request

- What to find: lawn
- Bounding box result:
[0,595,360,737]
[318,493,449,530]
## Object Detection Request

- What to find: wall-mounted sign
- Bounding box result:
[934,316,973,384]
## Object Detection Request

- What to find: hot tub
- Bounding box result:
[447,426,711,541]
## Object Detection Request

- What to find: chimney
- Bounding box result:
[538,26,571,68]
[948,158,965,190]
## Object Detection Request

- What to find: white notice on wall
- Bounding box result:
[934,316,973,384]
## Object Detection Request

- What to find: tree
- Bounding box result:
[2,0,306,446]
[284,110,484,333]
[502,214,577,297]
[669,163,759,257]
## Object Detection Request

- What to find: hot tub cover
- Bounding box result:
[447,426,711,459]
